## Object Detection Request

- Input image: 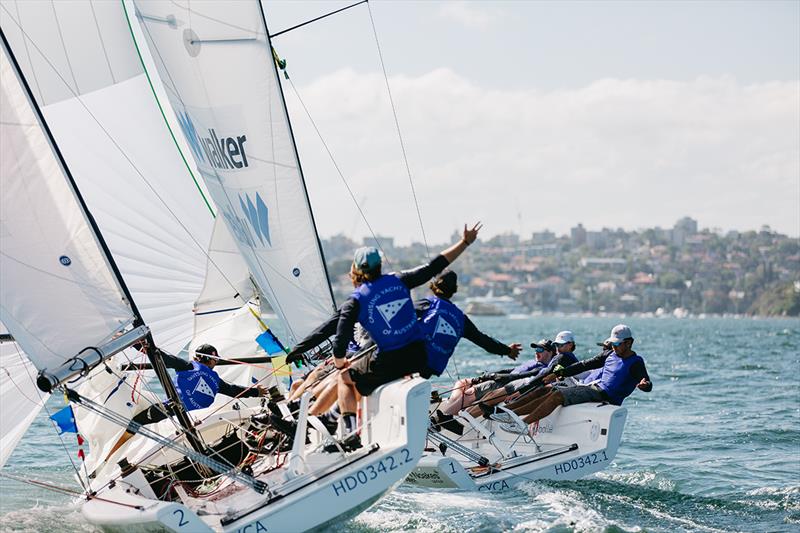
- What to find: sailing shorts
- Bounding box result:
[558,384,608,406]
[126,402,175,433]
[472,380,502,400]
[348,341,428,396]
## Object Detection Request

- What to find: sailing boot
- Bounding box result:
[432,410,464,435]
[322,433,362,453]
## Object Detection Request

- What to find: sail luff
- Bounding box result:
[259,2,336,312]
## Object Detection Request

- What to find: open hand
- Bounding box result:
[507,343,522,360]
[462,222,483,245]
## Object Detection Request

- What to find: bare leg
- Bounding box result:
[521,390,564,424]
[309,379,338,416]
[288,365,327,401]
[338,371,358,415]
[310,372,337,400]
[505,386,550,412]
[465,387,508,417]
[438,379,472,415]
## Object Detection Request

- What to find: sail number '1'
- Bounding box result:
[332,448,413,496]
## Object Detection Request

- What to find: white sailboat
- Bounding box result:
[0,1,430,531]
[408,402,627,492]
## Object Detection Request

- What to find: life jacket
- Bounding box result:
[511,359,546,375]
[175,361,220,410]
[352,274,421,352]
[596,353,645,405]
[582,368,603,384]
[419,296,465,375]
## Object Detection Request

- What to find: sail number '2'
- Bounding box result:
[332,448,413,496]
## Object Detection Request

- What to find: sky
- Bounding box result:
[263,0,799,245]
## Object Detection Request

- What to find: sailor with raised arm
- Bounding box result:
[96,344,267,473]
[309,223,482,451]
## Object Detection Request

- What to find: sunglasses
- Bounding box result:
[534,347,546,353]
[611,339,630,347]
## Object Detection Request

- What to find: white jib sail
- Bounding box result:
[0,0,223,355]
[0,35,136,372]
[0,338,48,468]
[132,0,336,345]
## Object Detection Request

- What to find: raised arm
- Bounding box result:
[398,223,482,289]
[441,222,482,263]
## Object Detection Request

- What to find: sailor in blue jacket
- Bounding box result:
[507,324,652,424]
[309,223,482,451]
[417,270,521,377]
[98,344,266,469]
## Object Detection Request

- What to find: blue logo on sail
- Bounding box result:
[240,192,271,246]
[175,109,249,171]
[176,110,206,163]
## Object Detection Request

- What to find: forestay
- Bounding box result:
[133,0,336,344]
[0,0,220,354]
[0,36,135,374]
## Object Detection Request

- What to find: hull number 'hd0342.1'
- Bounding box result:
[332,448,413,496]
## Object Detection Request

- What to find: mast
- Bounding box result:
[258,1,337,311]
[0,27,206,454]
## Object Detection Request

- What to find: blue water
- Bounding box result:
[1,317,798,532]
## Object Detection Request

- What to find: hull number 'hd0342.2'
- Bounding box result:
[332,448,413,496]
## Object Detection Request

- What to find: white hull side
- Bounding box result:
[83,377,430,532]
[406,403,627,492]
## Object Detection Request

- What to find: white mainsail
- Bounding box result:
[0,36,136,372]
[132,0,336,344]
[0,0,224,355]
[0,337,48,468]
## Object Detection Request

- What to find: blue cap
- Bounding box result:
[353,246,381,272]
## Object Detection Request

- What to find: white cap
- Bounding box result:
[554,331,575,344]
[606,324,633,343]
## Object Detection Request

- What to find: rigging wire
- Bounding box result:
[366,1,430,257]
[282,74,391,266]
[4,343,90,493]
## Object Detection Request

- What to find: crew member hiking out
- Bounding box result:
[505,324,652,425]
[97,343,266,473]
[309,223,483,451]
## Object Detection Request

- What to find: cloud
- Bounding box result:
[437,2,500,31]
[286,69,800,244]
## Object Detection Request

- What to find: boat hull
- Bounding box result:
[406,403,627,492]
[83,377,431,532]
